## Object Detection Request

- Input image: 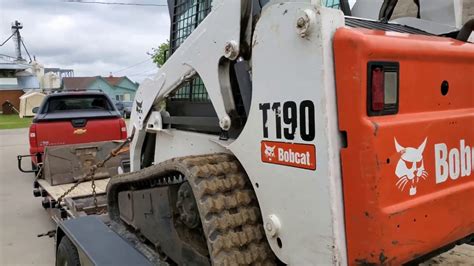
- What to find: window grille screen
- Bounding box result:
[171,0,212,52]
[323,0,341,8]
[170,0,212,102]
[170,77,209,102]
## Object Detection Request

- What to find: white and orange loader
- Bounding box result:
[54,0,474,265]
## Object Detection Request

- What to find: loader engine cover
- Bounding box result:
[334,28,474,264]
[42,141,129,186]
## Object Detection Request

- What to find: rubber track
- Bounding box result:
[107,153,275,265]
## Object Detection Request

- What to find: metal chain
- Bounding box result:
[90,165,98,211]
[55,138,131,212]
[91,182,98,209]
[34,164,43,181]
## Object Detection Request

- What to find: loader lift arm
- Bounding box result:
[129,0,254,170]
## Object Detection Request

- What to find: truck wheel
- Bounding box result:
[56,236,80,266]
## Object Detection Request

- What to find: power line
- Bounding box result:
[0,30,17,47]
[62,1,167,7]
[20,38,32,62]
[113,58,152,74]
[128,68,157,76]
[1,28,33,62]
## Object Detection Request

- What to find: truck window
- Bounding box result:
[46,96,113,113]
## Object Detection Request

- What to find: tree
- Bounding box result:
[151,41,170,67]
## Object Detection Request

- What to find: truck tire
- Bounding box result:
[56,236,80,266]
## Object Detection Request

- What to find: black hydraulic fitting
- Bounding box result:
[40,189,48,197]
[41,199,51,209]
[33,189,41,197]
[33,180,40,189]
[59,207,67,219]
[41,198,57,209]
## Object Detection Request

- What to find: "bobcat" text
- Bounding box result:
[435,140,473,184]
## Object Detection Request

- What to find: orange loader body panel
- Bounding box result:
[334,28,474,264]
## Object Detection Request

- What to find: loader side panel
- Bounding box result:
[334,28,474,264]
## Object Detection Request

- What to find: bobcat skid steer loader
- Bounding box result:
[55,0,474,265]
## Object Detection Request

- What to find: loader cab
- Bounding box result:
[164,0,251,137]
[162,0,352,137]
[164,0,217,134]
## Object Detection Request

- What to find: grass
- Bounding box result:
[0,115,32,130]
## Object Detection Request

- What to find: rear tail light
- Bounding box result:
[119,119,127,139]
[29,124,37,147]
[368,62,399,116]
[371,68,385,111]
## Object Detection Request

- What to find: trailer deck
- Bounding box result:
[37,178,109,201]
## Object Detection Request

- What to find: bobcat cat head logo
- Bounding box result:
[264,144,276,161]
[135,99,143,114]
[394,138,428,196]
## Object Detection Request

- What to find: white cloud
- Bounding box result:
[0,0,170,82]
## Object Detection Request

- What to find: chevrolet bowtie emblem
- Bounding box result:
[74,128,87,135]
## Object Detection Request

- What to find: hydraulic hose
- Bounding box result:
[457,19,474,42]
[379,0,398,23]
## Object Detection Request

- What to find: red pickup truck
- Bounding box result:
[28,91,127,168]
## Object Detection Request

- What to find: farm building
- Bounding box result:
[0,56,39,114]
[19,91,45,118]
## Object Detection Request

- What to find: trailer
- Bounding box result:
[18,140,129,221]
[55,216,155,265]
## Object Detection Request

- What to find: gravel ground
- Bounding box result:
[421,245,474,265]
[0,129,55,265]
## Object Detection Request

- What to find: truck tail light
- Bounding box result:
[119,119,127,139]
[368,62,399,116]
[29,124,37,147]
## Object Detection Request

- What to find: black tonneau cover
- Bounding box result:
[33,91,121,122]
[33,110,120,123]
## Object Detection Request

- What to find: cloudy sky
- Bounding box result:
[0,0,170,82]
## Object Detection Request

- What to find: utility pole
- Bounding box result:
[11,20,24,61]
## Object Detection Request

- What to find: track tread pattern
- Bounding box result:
[180,154,275,265]
[108,153,275,265]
